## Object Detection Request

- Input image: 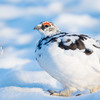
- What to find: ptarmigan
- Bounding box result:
[34,21,100,97]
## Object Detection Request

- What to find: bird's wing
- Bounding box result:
[56,34,100,72]
[39,33,100,56]
[38,33,100,72]
[39,33,94,55]
[56,33,94,55]
[58,34,87,50]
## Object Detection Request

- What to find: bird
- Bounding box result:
[34,21,100,97]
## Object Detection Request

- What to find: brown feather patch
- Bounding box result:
[84,49,93,55]
[37,32,93,56]
[75,39,85,50]
[58,39,85,50]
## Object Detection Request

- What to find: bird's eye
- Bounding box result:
[45,25,49,28]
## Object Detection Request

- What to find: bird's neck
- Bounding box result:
[44,30,61,37]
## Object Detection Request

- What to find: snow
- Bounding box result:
[0,60,100,100]
[0,87,100,100]
[0,38,100,100]
[0,46,3,55]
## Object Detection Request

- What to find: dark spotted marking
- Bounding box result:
[58,39,85,50]
[44,37,57,45]
[37,33,88,50]
[37,32,93,55]
[93,44,100,49]
[65,39,71,43]
[37,32,69,49]
[79,34,89,40]
[37,41,42,49]
[70,43,78,50]
[76,94,82,96]
[65,34,89,40]
[75,39,85,50]
[37,33,67,49]
[37,36,50,49]
[58,41,78,50]
[84,49,93,55]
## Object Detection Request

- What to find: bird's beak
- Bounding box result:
[34,24,41,30]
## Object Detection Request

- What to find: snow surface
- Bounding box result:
[0,39,100,100]
[0,59,100,100]
[0,69,100,100]
[0,46,3,55]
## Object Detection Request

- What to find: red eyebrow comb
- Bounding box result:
[42,22,51,26]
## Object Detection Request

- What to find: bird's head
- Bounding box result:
[34,21,60,37]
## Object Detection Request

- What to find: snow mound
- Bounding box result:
[0,86,100,100]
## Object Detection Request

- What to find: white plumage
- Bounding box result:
[34,21,100,97]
